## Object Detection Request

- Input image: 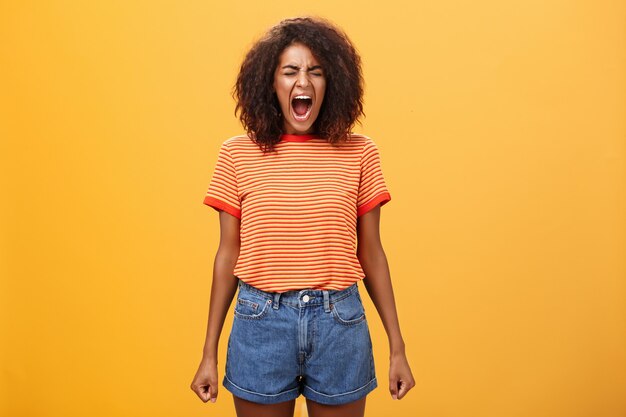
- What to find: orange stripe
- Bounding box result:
[203,134,390,293]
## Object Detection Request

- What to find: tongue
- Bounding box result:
[293,99,310,116]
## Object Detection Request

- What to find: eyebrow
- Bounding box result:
[281,64,323,71]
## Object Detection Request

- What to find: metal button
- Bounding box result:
[302,295,310,302]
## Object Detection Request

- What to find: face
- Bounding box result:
[273,42,326,135]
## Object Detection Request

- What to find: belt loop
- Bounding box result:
[273,292,281,309]
[323,290,331,313]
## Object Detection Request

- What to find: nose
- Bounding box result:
[295,70,309,88]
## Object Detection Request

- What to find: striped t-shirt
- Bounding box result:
[203,133,391,293]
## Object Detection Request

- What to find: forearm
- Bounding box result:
[359,248,406,356]
[201,248,239,362]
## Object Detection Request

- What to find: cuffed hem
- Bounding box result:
[357,193,391,217]
[203,196,241,219]
[222,375,300,405]
[302,377,378,405]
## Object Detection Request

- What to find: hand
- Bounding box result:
[190,357,219,403]
[389,352,415,400]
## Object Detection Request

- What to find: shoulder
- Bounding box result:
[216,134,258,159]
[347,132,370,142]
[221,134,253,148]
[348,133,380,156]
[348,133,378,146]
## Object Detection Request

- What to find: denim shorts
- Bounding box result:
[222,279,377,405]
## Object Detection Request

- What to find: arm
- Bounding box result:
[202,210,241,361]
[357,205,415,400]
[191,210,241,403]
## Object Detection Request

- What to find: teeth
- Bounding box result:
[294,95,311,99]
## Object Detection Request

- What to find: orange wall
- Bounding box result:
[1,1,624,416]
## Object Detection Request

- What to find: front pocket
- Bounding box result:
[330,293,366,326]
[234,296,272,320]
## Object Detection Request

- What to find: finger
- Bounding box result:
[209,385,218,403]
[200,385,210,402]
[389,378,398,400]
[397,380,409,399]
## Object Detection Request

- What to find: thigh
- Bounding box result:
[306,396,366,417]
[233,395,296,417]
[223,286,301,404]
[302,286,377,405]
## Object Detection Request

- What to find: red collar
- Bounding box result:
[280,133,320,142]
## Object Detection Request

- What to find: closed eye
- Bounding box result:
[283,72,323,76]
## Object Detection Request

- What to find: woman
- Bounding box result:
[190,16,415,417]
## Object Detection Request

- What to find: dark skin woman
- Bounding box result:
[191,16,415,417]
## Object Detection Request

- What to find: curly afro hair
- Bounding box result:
[232,16,366,153]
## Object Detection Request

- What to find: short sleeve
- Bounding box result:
[203,141,241,219]
[356,139,391,217]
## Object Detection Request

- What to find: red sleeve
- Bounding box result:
[356,139,391,217]
[203,141,241,219]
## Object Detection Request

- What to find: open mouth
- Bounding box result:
[291,95,313,122]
